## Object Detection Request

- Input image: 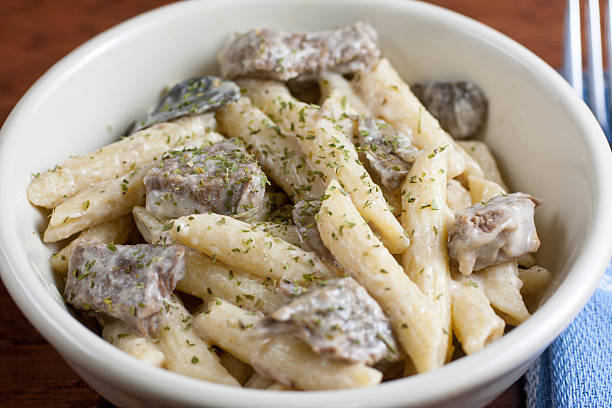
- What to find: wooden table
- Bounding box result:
[0,1,564,406]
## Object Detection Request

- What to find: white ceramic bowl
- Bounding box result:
[1,1,611,407]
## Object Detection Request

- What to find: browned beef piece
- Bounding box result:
[256,277,399,365]
[355,117,419,189]
[448,193,541,275]
[143,140,267,219]
[411,80,488,139]
[64,242,185,336]
[218,22,380,81]
[291,199,337,265]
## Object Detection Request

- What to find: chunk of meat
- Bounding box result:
[448,193,541,275]
[64,242,185,336]
[144,140,267,219]
[411,80,488,139]
[355,117,419,189]
[128,77,240,133]
[218,22,380,81]
[292,199,337,264]
[256,277,399,365]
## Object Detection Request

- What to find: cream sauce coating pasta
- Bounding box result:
[28,22,550,391]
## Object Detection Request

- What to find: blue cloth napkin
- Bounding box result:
[525,260,612,407]
[525,73,612,407]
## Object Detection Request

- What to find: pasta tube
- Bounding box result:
[450,278,505,355]
[467,175,506,203]
[352,58,483,179]
[28,114,216,208]
[317,180,446,372]
[217,97,325,202]
[50,215,135,274]
[170,213,337,284]
[250,222,302,247]
[400,147,451,351]
[157,296,239,386]
[132,206,172,245]
[193,299,382,390]
[466,261,530,326]
[317,74,408,213]
[43,163,151,242]
[240,79,409,253]
[519,265,553,312]
[102,319,165,367]
[178,249,287,314]
[131,207,288,313]
[43,132,224,242]
[458,140,508,191]
[243,372,297,390]
[318,72,372,115]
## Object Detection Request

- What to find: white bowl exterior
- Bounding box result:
[1,0,611,407]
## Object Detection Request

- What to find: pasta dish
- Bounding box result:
[27,22,552,390]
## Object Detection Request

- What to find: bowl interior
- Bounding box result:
[1,0,610,407]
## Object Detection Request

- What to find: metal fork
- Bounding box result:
[563,0,612,143]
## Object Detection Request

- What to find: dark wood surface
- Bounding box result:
[0,1,566,407]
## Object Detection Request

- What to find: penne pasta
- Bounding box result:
[240,79,409,254]
[267,382,295,391]
[177,249,287,314]
[450,278,505,355]
[244,373,295,390]
[317,180,446,373]
[102,319,166,367]
[352,58,484,179]
[317,74,413,213]
[43,163,151,243]
[467,174,506,203]
[157,295,240,386]
[28,114,217,209]
[43,132,224,242]
[519,265,553,313]
[33,22,552,392]
[193,299,383,390]
[400,146,451,353]
[50,215,135,274]
[318,72,372,115]
[518,253,537,269]
[446,179,472,213]
[250,222,302,247]
[131,206,288,313]
[132,206,172,245]
[134,204,300,249]
[467,261,531,326]
[170,213,337,284]
[217,97,325,202]
[458,140,508,191]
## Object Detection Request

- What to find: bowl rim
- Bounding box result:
[1,0,611,406]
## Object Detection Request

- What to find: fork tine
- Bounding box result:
[606,0,612,141]
[563,0,583,96]
[608,0,612,78]
[586,0,609,131]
